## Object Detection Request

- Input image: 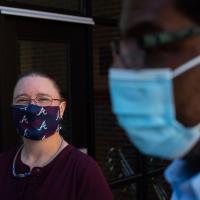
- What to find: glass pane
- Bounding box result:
[93,0,121,19]
[7,0,80,12]
[92,25,141,199]
[93,24,120,175]
[18,40,72,142]
[112,183,138,200]
[148,175,171,200]
[147,158,171,200]
[93,23,171,199]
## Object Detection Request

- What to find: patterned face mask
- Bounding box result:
[12,104,62,140]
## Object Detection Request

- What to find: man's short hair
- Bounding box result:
[120,0,200,37]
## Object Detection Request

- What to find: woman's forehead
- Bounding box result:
[13,76,59,97]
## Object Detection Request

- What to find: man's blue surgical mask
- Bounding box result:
[109,56,200,160]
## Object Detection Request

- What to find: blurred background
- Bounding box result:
[0,0,171,199]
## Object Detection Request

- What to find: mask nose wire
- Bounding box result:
[172,55,200,78]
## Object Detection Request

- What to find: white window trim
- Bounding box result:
[0,6,95,25]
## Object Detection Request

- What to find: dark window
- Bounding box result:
[6,0,80,12]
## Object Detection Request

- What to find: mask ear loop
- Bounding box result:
[172,55,200,78]
[57,99,67,132]
[56,108,63,133]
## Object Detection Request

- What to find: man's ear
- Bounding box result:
[59,100,67,118]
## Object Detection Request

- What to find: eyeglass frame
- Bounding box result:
[13,95,65,106]
[111,26,200,68]
[131,26,200,49]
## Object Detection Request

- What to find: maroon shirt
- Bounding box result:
[0,145,113,200]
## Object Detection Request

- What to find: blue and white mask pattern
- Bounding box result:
[12,104,62,140]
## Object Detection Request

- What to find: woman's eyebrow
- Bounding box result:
[36,93,51,97]
[14,94,29,99]
[14,93,51,99]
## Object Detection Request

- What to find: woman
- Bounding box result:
[0,72,113,200]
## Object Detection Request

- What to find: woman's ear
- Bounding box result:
[59,100,67,118]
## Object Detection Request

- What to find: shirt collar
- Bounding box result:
[165,159,200,199]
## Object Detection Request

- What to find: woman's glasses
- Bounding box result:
[14,95,64,106]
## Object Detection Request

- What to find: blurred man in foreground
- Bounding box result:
[109,0,200,199]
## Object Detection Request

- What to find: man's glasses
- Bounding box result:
[135,26,200,49]
[111,39,146,68]
[14,95,64,106]
[111,27,200,68]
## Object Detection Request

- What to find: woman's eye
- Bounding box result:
[37,97,51,102]
[16,98,29,104]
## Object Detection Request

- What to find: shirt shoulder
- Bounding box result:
[165,159,200,200]
[63,145,97,171]
[63,146,113,200]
